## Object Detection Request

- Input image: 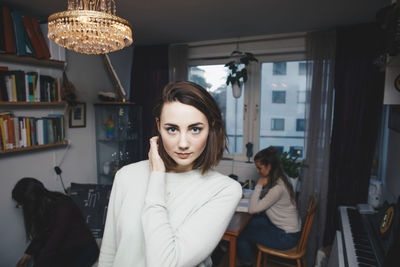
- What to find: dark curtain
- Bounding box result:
[130,45,169,160]
[323,23,386,246]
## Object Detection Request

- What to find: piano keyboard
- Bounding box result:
[339,206,380,267]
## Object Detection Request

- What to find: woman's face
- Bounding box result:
[255,160,271,177]
[158,101,209,172]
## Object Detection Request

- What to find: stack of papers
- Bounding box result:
[236,198,250,212]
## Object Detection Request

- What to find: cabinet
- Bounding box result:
[0,54,68,154]
[94,102,143,184]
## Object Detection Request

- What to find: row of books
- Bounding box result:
[0,68,62,102]
[0,111,65,151]
[0,6,51,59]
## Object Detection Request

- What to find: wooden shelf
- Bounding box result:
[0,54,65,69]
[95,101,133,105]
[0,101,67,106]
[0,140,69,154]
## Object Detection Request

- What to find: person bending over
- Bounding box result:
[13,177,99,267]
[237,146,301,266]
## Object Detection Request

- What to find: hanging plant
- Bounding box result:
[225,50,258,97]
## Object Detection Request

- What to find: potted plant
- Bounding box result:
[280,151,304,191]
[225,51,258,98]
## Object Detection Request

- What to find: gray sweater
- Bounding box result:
[249,178,301,233]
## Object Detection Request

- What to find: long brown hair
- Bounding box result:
[254,146,296,204]
[153,81,227,174]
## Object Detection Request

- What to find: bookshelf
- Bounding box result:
[0,54,65,69]
[0,101,67,106]
[0,140,69,154]
[0,52,68,154]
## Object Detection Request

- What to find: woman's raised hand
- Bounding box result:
[149,136,166,172]
[257,177,269,187]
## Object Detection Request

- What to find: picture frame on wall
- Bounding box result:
[69,102,86,128]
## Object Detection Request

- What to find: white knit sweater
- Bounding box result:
[98,160,242,267]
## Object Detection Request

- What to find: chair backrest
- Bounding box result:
[296,194,318,253]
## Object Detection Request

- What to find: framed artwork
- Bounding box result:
[389,105,400,133]
[69,102,86,128]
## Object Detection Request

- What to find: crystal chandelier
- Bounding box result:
[48,0,133,55]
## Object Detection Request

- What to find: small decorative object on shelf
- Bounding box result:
[105,115,115,140]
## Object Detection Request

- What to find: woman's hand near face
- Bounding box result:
[257,177,269,187]
[149,136,166,172]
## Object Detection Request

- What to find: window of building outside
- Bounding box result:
[272,91,286,104]
[296,119,305,131]
[298,62,307,75]
[271,118,285,131]
[273,62,287,75]
[188,51,306,160]
[290,146,303,158]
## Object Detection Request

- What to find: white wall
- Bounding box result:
[0,46,133,266]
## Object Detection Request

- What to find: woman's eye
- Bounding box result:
[166,127,177,133]
[191,127,202,133]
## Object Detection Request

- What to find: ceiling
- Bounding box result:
[0,0,392,45]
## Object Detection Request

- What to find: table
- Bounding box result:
[222,212,252,267]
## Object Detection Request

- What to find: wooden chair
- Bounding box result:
[255,194,318,267]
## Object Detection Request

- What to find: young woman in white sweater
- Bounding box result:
[98,81,242,267]
[237,146,301,266]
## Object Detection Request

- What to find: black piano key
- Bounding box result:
[357,256,378,266]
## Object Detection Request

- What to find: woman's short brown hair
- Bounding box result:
[153,81,227,173]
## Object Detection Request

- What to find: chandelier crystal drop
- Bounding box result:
[48,0,133,55]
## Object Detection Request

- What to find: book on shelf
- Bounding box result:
[1,6,16,54]
[30,17,50,59]
[10,10,35,57]
[21,16,44,58]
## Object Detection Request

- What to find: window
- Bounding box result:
[298,62,307,75]
[296,119,305,131]
[272,91,286,103]
[273,62,287,75]
[271,118,285,131]
[188,65,244,154]
[273,146,284,155]
[188,35,307,160]
[290,146,303,157]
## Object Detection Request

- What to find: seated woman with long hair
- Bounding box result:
[237,146,301,266]
[12,177,99,267]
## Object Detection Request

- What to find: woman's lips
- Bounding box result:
[176,153,191,159]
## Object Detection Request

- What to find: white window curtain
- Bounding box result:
[299,30,336,265]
